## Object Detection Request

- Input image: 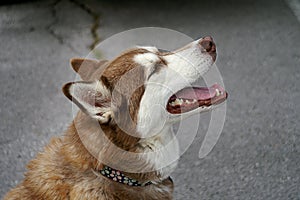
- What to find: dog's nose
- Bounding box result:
[199,36,216,61]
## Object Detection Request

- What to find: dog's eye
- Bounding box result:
[147,62,164,80]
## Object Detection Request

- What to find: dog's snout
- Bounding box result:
[200,36,215,52]
[199,36,216,61]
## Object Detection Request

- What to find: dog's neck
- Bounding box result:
[63,111,178,183]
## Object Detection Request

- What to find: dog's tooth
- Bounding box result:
[179,99,184,105]
[174,99,184,105]
[169,101,175,106]
[188,100,195,104]
[216,89,220,97]
[185,100,191,104]
[174,99,180,105]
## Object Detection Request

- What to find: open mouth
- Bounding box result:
[166,84,228,114]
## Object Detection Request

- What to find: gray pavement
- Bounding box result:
[0,0,300,199]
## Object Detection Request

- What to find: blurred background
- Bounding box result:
[0,0,299,199]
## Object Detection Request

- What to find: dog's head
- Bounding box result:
[63,36,227,139]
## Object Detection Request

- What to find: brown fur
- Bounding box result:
[4,121,174,200]
[4,48,174,200]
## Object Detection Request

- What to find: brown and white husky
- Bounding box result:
[4,36,227,200]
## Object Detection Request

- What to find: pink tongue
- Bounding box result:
[174,87,216,100]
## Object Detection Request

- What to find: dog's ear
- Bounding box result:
[70,58,108,80]
[62,80,112,124]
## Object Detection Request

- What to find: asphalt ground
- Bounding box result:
[0,0,299,199]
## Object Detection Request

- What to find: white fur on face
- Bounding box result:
[137,39,215,138]
[133,52,160,69]
[133,41,215,175]
[164,40,213,80]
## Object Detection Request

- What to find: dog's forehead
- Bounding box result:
[96,47,162,83]
[99,48,146,75]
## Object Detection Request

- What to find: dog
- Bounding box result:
[4,36,227,200]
